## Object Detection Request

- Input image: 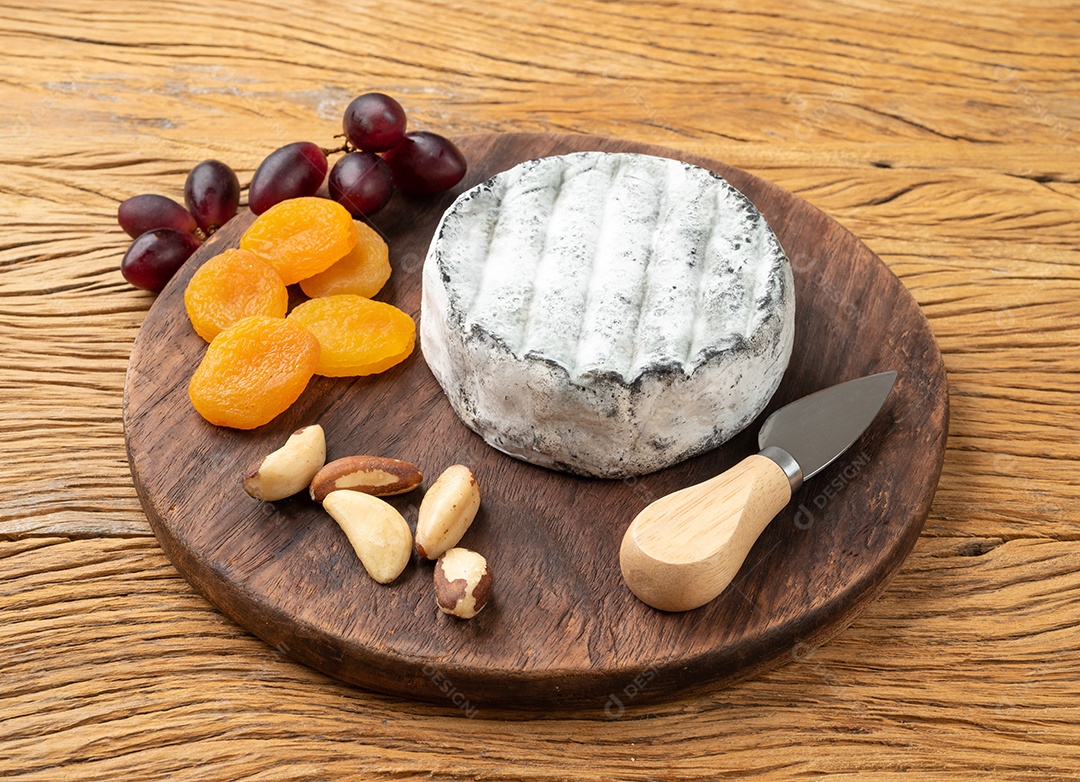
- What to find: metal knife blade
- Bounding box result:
[757,370,897,492]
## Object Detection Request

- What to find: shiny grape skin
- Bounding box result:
[120,228,201,293]
[342,93,407,152]
[328,152,395,217]
[382,131,467,195]
[249,142,329,215]
[117,194,198,239]
[184,160,241,233]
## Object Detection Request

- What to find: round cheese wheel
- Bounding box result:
[421,151,795,478]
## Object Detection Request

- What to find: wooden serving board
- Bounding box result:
[124,133,948,709]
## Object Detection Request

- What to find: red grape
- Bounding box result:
[121,228,201,293]
[343,93,407,152]
[248,142,328,215]
[382,131,467,195]
[184,160,240,233]
[328,152,394,217]
[117,194,197,239]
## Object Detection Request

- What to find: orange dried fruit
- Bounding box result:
[239,197,359,285]
[184,249,288,342]
[287,294,415,377]
[189,315,320,429]
[299,220,391,299]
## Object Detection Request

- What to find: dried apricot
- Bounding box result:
[184,249,288,342]
[239,197,359,285]
[287,294,415,377]
[189,316,320,429]
[299,220,391,299]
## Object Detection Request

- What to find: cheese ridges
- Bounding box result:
[421,151,795,478]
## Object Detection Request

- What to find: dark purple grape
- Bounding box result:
[382,131,467,195]
[328,152,394,217]
[120,228,201,293]
[343,93,407,152]
[248,142,328,215]
[184,160,240,233]
[117,194,197,239]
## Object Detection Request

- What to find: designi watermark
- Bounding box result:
[604,666,658,719]
[792,448,872,530]
[993,65,1071,141]
[422,663,478,718]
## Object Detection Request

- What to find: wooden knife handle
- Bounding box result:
[619,454,793,612]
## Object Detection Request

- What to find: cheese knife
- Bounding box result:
[619,370,897,612]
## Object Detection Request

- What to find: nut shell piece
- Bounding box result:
[243,424,327,501]
[415,465,481,560]
[309,455,423,503]
[434,548,492,619]
[323,490,412,584]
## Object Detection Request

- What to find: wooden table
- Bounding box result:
[2,0,1077,778]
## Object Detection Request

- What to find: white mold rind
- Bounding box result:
[421,152,795,478]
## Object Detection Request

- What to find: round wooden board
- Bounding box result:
[124,133,948,710]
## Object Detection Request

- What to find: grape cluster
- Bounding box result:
[118,93,467,292]
[118,161,239,292]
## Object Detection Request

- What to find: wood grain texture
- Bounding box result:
[3,536,1080,780]
[124,133,946,707]
[1,0,1078,777]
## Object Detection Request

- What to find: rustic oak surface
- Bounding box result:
[125,133,947,707]
[1,0,1077,779]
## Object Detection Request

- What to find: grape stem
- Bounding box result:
[321,136,352,157]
